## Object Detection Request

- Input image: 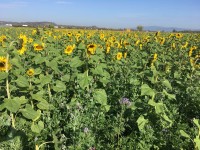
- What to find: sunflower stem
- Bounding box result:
[48,84,52,99]
[5,54,15,128]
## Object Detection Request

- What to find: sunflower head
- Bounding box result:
[176,33,183,39]
[100,33,105,40]
[87,44,97,56]
[124,52,127,58]
[87,33,92,39]
[67,32,72,37]
[19,34,28,45]
[116,52,123,60]
[64,44,75,55]
[190,55,200,69]
[160,38,165,45]
[32,29,37,35]
[0,56,11,72]
[33,43,45,51]
[27,68,35,76]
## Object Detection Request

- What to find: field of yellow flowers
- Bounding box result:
[0,27,200,149]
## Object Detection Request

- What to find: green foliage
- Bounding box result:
[0,27,199,149]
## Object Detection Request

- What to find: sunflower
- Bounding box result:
[124,52,127,58]
[160,38,165,45]
[32,29,37,35]
[0,35,6,42]
[19,34,28,46]
[87,33,92,39]
[0,35,7,48]
[151,53,158,66]
[171,43,176,49]
[176,33,183,39]
[155,31,160,37]
[64,44,75,55]
[0,56,11,72]
[181,42,188,49]
[114,41,121,48]
[116,52,122,60]
[123,40,130,47]
[29,38,33,43]
[188,46,197,57]
[18,44,27,55]
[139,44,143,50]
[67,32,72,37]
[87,44,97,56]
[27,68,35,76]
[106,46,110,54]
[100,33,104,40]
[33,43,45,51]
[190,55,200,69]
[135,40,140,46]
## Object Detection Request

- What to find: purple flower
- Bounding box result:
[119,98,131,106]
[84,127,89,133]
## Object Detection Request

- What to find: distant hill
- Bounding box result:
[0,21,56,27]
[142,26,194,32]
[1,21,199,32]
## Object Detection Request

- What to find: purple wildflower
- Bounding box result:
[84,127,89,133]
[119,97,131,106]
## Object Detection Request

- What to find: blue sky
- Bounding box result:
[0,0,200,29]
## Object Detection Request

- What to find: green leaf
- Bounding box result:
[53,80,66,92]
[162,114,173,126]
[162,79,172,90]
[193,119,200,128]
[78,42,86,49]
[93,89,107,105]
[10,57,23,68]
[0,72,8,81]
[31,121,44,133]
[141,84,155,97]
[20,104,41,120]
[14,96,28,104]
[46,59,59,72]
[0,103,5,111]
[33,54,45,64]
[31,93,46,102]
[102,105,110,112]
[61,74,70,82]
[91,66,104,75]
[34,68,42,75]
[4,98,21,113]
[155,102,165,114]
[163,89,176,100]
[130,78,140,86]
[77,72,92,89]
[174,71,181,79]
[137,115,148,132]
[180,130,190,138]
[194,137,200,150]
[69,56,83,68]
[39,74,52,86]
[15,76,29,88]
[37,101,54,110]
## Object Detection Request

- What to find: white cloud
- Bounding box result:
[0,1,29,8]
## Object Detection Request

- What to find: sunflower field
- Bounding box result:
[0,27,200,150]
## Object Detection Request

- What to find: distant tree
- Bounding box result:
[172,29,177,32]
[137,25,143,31]
[48,24,54,28]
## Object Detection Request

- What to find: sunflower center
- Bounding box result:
[36,45,43,49]
[89,45,95,48]
[0,62,5,67]
[67,48,72,52]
